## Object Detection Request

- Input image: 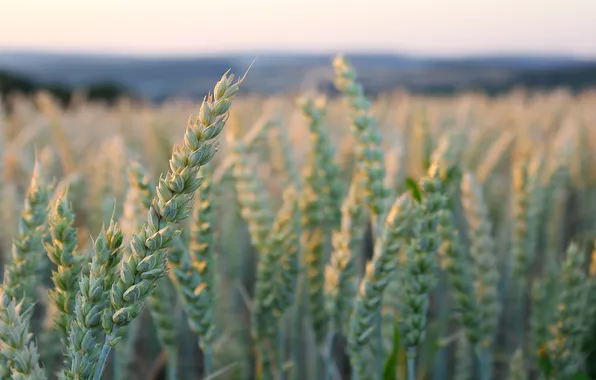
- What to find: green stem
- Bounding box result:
[93,326,119,380]
[201,340,212,379]
[167,352,178,380]
[476,346,492,380]
[292,278,304,380]
[114,319,140,380]
[278,326,285,380]
[324,332,334,380]
[407,347,416,380]
[316,353,325,380]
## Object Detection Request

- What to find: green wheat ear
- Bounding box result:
[349,193,414,378]
[45,192,83,340]
[0,286,46,380]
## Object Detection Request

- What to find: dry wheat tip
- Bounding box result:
[45,192,82,338]
[0,285,46,380]
[63,222,123,379]
[253,186,299,340]
[4,161,51,308]
[348,193,414,378]
[105,70,244,339]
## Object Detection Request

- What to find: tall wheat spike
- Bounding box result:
[96,70,246,380]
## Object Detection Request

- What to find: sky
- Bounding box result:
[1,0,595,58]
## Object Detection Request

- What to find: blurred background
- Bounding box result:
[2,0,596,102]
[2,2,596,380]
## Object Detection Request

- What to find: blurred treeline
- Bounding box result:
[0,70,130,107]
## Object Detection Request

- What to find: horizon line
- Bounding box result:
[2,46,595,61]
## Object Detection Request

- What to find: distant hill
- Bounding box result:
[1,50,595,101]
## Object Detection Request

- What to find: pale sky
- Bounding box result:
[1,0,595,57]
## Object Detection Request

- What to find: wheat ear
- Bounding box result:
[45,192,83,341]
[3,161,51,308]
[545,243,588,377]
[333,55,387,226]
[62,221,123,379]
[0,285,46,380]
[460,172,501,380]
[95,70,245,380]
[349,193,414,379]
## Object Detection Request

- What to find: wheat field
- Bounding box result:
[0,56,595,380]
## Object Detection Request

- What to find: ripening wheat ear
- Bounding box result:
[460,172,501,380]
[545,242,588,377]
[333,55,387,225]
[94,69,246,380]
[114,161,154,380]
[4,161,51,309]
[123,162,180,380]
[298,96,344,226]
[268,120,299,188]
[529,268,559,366]
[44,191,83,341]
[398,165,447,376]
[62,221,123,379]
[298,95,347,353]
[325,174,366,335]
[227,133,274,253]
[252,186,301,378]
[437,209,481,344]
[0,285,46,380]
[132,162,218,379]
[187,164,217,374]
[299,148,329,349]
[0,163,49,376]
[511,154,545,281]
[348,193,414,379]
